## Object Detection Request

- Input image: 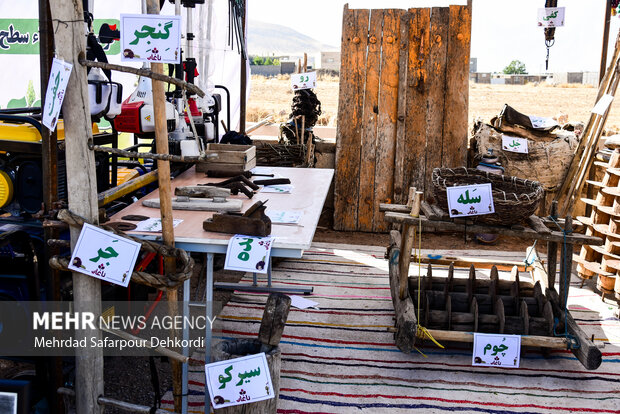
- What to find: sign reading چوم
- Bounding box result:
[120,14,181,64]
[472,333,521,368]
[291,71,317,90]
[42,58,72,131]
[205,353,275,409]
[224,235,275,274]
[68,223,141,288]
[446,183,494,218]
[501,135,529,154]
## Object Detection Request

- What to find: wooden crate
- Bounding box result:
[196,143,257,173]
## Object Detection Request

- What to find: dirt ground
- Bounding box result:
[247,75,620,133]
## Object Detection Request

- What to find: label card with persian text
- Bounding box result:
[446,183,494,218]
[502,135,529,154]
[205,353,275,409]
[68,223,141,287]
[224,235,275,274]
[291,71,317,90]
[472,333,521,368]
[537,7,565,27]
[121,14,181,63]
[42,58,73,130]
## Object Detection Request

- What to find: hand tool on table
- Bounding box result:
[200,174,259,198]
[142,186,243,212]
[254,178,291,186]
[203,200,271,236]
[206,170,275,178]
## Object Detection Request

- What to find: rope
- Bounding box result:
[88,144,217,164]
[49,209,194,290]
[547,215,580,350]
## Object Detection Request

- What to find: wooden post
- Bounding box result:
[559,215,573,311]
[258,293,292,350]
[547,201,559,288]
[48,1,103,412]
[145,1,181,411]
[399,190,423,299]
[239,1,247,133]
[600,0,612,84]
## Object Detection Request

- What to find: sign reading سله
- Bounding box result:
[120,14,181,64]
[446,183,495,218]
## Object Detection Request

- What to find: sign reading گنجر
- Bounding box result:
[42,58,73,131]
[224,235,275,274]
[120,14,181,64]
[446,183,494,218]
[205,353,275,409]
[501,135,529,154]
[291,71,317,90]
[68,223,141,287]
[472,333,521,368]
[537,7,565,28]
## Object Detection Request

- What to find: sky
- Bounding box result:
[248,0,620,74]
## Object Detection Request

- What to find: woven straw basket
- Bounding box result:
[431,167,544,225]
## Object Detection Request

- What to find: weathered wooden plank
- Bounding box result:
[258,293,292,348]
[393,12,410,204]
[424,7,449,201]
[334,5,369,230]
[404,8,431,197]
[373,9,404,232]
[442,5,471,169]
[384,211,604,245]
[358,9,383,231]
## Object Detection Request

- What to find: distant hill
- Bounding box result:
[248,20,338,56]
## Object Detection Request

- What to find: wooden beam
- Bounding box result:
[49,1,103,412]
[384,211,603,245]
[145,1,181,411]
[422,329,569,349]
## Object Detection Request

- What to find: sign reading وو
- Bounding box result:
[446,183,494,218]
[120,14,181,64]
[502,135,529,154]
[68,223,141,287]
[42,58,72,131]
[472,333,521,368]
[224,235,275,274]
[537,7,565,27]
[291,71,317,90]
[205,353,275,409]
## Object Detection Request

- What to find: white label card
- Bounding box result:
[291,71,317,90]
[266,210,302,224]
[121,14,182,64]
[68,223,141,287]
[42,58,73,130]
[446,183,495,218]
[205,353,275,409]
[592,94,614,116]
[472,333,521,368]
[224,235,275,274]
[502,135,529,154]
[528,115,558,129]
[537,7,565,27]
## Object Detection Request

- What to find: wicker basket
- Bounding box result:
[431,167,544,225]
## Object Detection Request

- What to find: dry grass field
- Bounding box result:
[247,74,620,133]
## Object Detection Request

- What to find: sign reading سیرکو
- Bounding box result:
[120,14,181,64]
[446,183,495,218]
[501,135,529,154]
[68,223,141,287]
[224,235,275,274]
[472,333,521,368]
[42,58,73,131]
[205,353,275,409]
[537,7,565,27]
[291,71,317,90]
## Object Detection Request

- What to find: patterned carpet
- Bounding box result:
[161,243,620,413]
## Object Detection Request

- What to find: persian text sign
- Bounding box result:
[472,333,521,368]
[446,183,494,218]
[502,135,529,154]
[537,7,565,27]
[42,58,73,131]
[291,72,317,90]
[224,235,274,274]
[120,14,181,63]
[68,223,141,287]
[205,353,275,409]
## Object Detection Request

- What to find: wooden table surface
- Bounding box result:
[109,166,334,255]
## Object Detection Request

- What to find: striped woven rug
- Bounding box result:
[162,242,620,413]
